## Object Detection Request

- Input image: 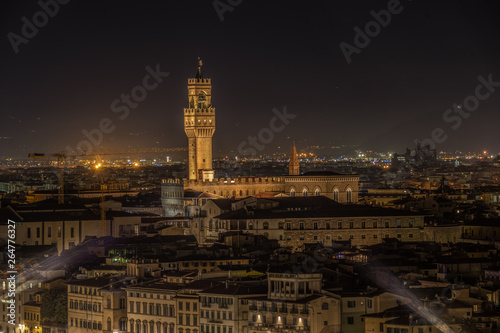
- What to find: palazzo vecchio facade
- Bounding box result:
[161,61,359,219]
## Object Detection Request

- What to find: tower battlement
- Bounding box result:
[182,176,286,198]
[182,176,285,186]
[184,108,215,114]
[188,78,211,84]
[161,178,183,185]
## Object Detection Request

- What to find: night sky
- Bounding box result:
[1,0,500,159]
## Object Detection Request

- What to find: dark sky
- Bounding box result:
[1,0,500,159]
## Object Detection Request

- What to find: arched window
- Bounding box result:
[198,92,206,108]
[302,188,308,197]
[346,187,352,203]
[149,321,154,333]
[143,321,148,333]
[263,222,269,230]
[130,320,135,333]
[107,318,111,331]
[169,323,175,333]
[120,297,126,309]
[314,188,321,196]
[120,318,127,331]
[290,188,296,197]
[248,222,254,230]
[156,322,161,333]
[136,321,141,333]
[106,296,111,309]
[333,188,339,202]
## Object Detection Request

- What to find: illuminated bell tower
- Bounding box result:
[289,141,300,175]
[184,58,215,181]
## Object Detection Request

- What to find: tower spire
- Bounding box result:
[289,141,300,175]
[196,57,203,79]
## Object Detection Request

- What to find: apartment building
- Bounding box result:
[67,276,129,333]
[125,279,181,333]
[198,284,267,333]
[247,272,341,333]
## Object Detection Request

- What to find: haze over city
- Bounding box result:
[1,0,500,159]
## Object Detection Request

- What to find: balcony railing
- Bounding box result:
[249,305,258,311]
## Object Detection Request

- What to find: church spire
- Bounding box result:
[289,141,300,175]
[196,57,203,79]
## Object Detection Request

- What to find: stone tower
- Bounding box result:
[161,178,184,217]
[289,141,300,175]
[184,58,215,181]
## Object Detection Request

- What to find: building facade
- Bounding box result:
[67,277,129,333]
[0,206,144,254]
[196,197,426,250]
[198,284,267,333]
[125,280,180,333]
[247,273,341,333]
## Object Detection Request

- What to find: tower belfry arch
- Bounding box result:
[184,58,215,181]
